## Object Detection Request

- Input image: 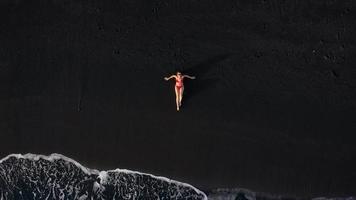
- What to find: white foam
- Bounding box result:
[0,153,208,200]
[0,153,99,175]
[98,171,109,184]
[104,168,208,200]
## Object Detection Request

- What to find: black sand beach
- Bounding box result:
[1,0,356,197]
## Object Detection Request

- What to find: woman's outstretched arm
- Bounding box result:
[183,75,196,79]
[164,75,176,81]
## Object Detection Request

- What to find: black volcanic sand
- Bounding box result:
[1,0,356,197]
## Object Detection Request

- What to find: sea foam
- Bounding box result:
[0,153,207,200]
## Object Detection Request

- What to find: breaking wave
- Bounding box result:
[0,153,207,200]
[0,154,354,200]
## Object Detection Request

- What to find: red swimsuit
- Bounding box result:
[175,76,184,89]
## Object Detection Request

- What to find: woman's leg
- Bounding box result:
[179,86,184,106]
[175,86,180,111]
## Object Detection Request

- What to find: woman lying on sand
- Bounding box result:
[164,72,196,111]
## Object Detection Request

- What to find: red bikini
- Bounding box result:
[175,76,184,89]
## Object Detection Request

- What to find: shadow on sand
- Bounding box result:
[181,54,230,107]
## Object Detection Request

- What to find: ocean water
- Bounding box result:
[0,154,206,200]
[0,154,354,200]
[206,188,355,200]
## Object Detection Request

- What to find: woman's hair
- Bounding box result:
[176,71,182,75]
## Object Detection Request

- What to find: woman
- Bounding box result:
[164,72,196,111]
